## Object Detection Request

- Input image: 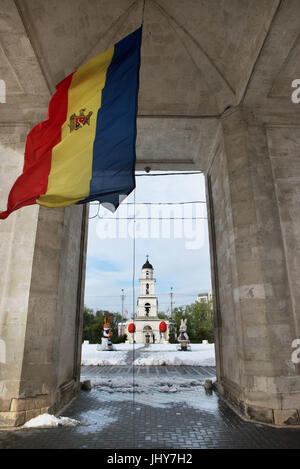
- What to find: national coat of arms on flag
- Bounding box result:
[0,27,142,220]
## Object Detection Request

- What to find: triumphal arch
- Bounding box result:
[0,0,300,426]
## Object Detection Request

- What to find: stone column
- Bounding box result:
[0,125,88,426]
[206,108,300,426]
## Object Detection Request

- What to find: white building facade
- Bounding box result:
[197,290,213,303]
[125,258,169,344]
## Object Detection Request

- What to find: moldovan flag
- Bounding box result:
[0,27,142,220]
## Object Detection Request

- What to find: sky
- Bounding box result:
[84,172,212,319]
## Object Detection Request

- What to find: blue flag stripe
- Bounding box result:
[78,27,142,208]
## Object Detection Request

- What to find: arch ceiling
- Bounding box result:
[1,0,299,170]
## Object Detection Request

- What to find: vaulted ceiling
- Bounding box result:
[0,0,299,169]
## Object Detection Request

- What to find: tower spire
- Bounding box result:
[142,256,153,270]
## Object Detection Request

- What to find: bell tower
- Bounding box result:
[137,256,158,318]
[125,255,169,344]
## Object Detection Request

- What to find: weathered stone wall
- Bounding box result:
[0,125,87,426]
[266,126,300,338]
[207,109,300,425]
[0,125,39,425]
[18,204,87,420]
[206,128,242,395]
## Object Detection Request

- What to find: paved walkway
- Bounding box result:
[81,364,216,381]
[1,364,300,448]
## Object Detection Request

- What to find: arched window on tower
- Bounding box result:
[146,271,149,278]
[145,303,150,317]
[146,283,149,294]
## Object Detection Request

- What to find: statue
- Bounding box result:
[97,316,114,351]
[177,318,191,351]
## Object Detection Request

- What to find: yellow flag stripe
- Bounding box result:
[37,46,114,208]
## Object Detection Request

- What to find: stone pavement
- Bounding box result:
[1,365,300,449]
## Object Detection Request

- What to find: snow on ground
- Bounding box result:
[91,375,210,394]
[23,413,80,428]
[142,343,186,351]
[106,343,144,351]
[134,343,215,366]
[81,343,215,366]
[89,379,218,411]
[81,344,127,365]
[81,343,143,366]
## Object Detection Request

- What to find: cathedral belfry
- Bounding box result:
[137,256,158,319]
[125,257,169,344]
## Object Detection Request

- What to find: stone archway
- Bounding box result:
[1,0,300,428]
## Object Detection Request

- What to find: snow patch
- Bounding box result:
[81,343,216,366]
[91,375,211,394]
[134,344,216,366]
[23,413,80,428]
[81,343,144,366]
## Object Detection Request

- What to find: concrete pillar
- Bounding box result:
[0,125,88,426]
[206,108,300,426]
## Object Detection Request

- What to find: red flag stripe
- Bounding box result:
[0,73,74,219]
